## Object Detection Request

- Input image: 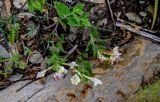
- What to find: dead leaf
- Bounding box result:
[17,12,35,19]
[1,0,11,17]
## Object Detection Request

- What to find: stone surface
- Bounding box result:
[125,12,142,24]
[13,0,27,10]
[83,0,105,4]
[0,44,10,58]
[29,50,44,64]
[0,38,160,102]
[8,74,23,82]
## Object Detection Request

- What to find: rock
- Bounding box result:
[0,1,2,7]
[26,21,40,37]
[13,0,27,10]
[83,0,105,4]
[139,0,145,4]
[29,50,44,64]
[8,74,23,81]
[65,0,73,3]
[17,12,35,19]
[0,38,159,102]
[92,67,106,75]
[97,18,108,26]
[125,12,142,24]
[0,45,10,58]
[139,12,147,17]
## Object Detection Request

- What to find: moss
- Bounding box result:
[125,80,160,102]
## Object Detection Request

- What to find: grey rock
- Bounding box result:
[139,12,147,17]
[0,45,10,58]
[139,0,145,4]
[0,1,2,7]
[83,0,105,3]
[97,18,108,26]
[26,21,40,37]
[0,38,159,102]
[17,12,35,19]
[29,50,44,64]
[13,0,28,10]
[8,74,23,81]
[65,0,73,3]
[125,12,142,24]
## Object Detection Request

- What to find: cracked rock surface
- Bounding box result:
[0,37,160,102]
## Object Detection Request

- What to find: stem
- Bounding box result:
[74,69,92,80]
[151,0,158,30]
[61,10,78,20]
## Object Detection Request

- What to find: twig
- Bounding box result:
[43,23,56,30]
[106,0,115,22]
[65,45,78,58]
[115,19,160,43]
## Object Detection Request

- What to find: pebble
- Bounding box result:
[0,45,11,58]
[13,0,28,10]
[139,12,147,17]
[125,12,142,24]
[0,1,2,7]
[29,50,44,64]
[139,1,145,4]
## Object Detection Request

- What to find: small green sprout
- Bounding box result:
[27,0,45,12]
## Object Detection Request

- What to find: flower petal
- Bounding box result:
[58,66,67,74]
[36,69,48,79]
[70,74,81,85]
[53,73,64,80]
[110,46,122,64]
[69,61,79,69]
[97,51,107,62]
[90,78,102,87]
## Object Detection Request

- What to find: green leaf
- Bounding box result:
[77,60,93,82]
[90,27,98,38]
[67,16,80,26]
[49,42,65,54]
[8,23,20,44]
[47,54,66,66]
[27,0,45,12]
[27,0,34,12]
[17,61,26,69]
[83,61,92,76]
[0,57,9,62]
[54,1,70,18]
[77,61,92,77]
[73,3,84,14]
[10,53,21,63]
[81,17,91,27]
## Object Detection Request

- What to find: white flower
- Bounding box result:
[90,78,102,87]
[97,51,107,62]
[53,73,64,80]
[58,66,67,74]
[69,61,79,69]
[70,74,81,85]
[36,69,48,79]
[110,46,122,64]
